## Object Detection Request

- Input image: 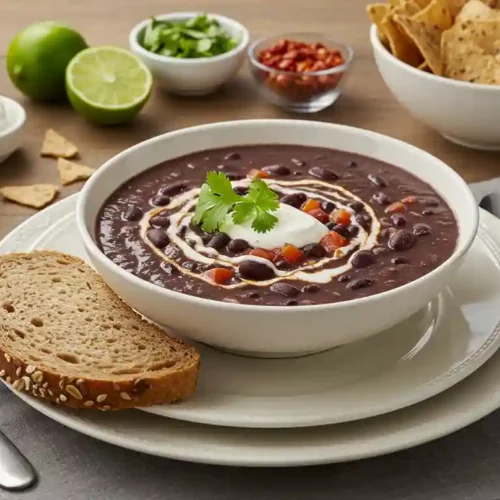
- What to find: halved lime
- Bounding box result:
[66,46,153,125]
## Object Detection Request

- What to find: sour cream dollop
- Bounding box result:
[220,202,329,250]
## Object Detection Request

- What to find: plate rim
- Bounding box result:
[2,196,500,466]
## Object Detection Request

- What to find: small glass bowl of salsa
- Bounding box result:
[247,32,354,113]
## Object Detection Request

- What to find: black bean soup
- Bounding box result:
[96,145,458,306]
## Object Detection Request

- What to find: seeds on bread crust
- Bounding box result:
[0,251,200,411]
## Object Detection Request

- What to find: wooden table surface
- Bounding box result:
[0,0,497,239]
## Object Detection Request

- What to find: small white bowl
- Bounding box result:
[0,96,25,163]
[77,119,478,358]
[370,24,500,151]
[129,12,249,96]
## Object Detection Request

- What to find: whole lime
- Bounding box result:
[6,21,88,101]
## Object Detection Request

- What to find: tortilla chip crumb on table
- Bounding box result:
[40,129,78,159]
[57,158,95,186]
[0,184,59,209]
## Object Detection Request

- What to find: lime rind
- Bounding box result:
[66,46,153,111]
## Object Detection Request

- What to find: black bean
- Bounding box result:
[177,226,187,238]
[224,152,241,160]
[285,300,299,306]
[226,172,245,181]
[413,223,432,236]
[389,229,416,251]
[151,195,171,207]
[123,205,142,221]
[291,158,305,167]
[348,201,364,212]
[281,192,307,208]
[234,186,248,196]
[422,209,435,216]
[271,282,301,297]
[201,234,212,245]
[391,214,406,227]
[160,181,187,196]
[391,256,409,265]
[227,239,250,254]
[380,227,396,240]
[347,278,374,290]
[309,166,339,181]
[147,228,169,249]
[321,200,336,213]
[263,164,291,176]
[348,225,359,238]
[355,213,372,230]
[337,275,350,283]
[332,224,350,238]
[348,161,357,168]
[238,260,275,281]
[371,192,392,205]
[302,284,321,293]
[207,233,230,250]
[351,250,375,268]
[421,197,439,207]
[275,260,294,271]
[303,243,326,258]
[164,243,181,259]
[368,174,387,188]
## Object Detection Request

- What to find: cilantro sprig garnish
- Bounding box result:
[193,172,279,233]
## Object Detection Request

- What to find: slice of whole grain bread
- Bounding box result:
[0,251,200,410]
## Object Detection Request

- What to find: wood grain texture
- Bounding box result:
[0,0,496,238]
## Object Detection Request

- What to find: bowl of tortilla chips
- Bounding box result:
[368,0,500,150]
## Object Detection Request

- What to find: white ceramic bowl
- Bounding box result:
[77,119,478,358]
[0,96,25,163]
[129,13,249,96]
[370,24,500,151]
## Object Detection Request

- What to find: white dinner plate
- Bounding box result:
[23,195,500,428]
[2,195,500,465]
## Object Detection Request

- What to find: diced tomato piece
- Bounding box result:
[248,169,270,179]
[385,201,406,214]
[401,196,416,204]
[332,208,351,225]
[281,244,305,264]
[308,208,330,223]
[249,248,275,261]
[205,267,234,285]
[320,231,348,252]
[301,199,320,212]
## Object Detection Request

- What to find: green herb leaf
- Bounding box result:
[194,172,280,233]
[140,14,240,58]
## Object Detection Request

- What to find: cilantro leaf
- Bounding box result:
[231,202,256,225]
[252,209,279,233]
[193,172,280,233]
[245,177,280,211]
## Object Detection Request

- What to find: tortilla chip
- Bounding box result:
[412,0,453,30]
[382,15,424,65]
[57,158,95,185]
[418,61,431,71]
[40,129,78,159]
[456,0,499,22]
[367,3,391,44]
[394,15,443,73]
[0,184,59,209]
[392,0,422,15]
[390,0,432,7]
[454,18,500,51]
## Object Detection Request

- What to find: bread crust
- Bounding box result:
[0,251,200,411]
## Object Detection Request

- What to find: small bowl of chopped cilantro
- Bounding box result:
[129,12,249,95]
